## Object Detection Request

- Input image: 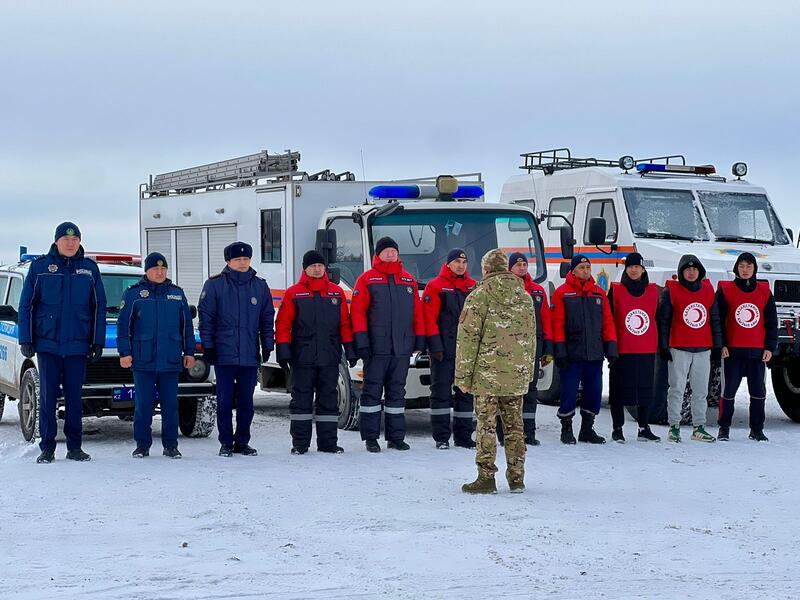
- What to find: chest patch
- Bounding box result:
[140,289,150,298]
[734,303,760,328]
[48,264,58,273]
[251,297,258,305]
[682,302,708,329]
[406,286,414,294]
[624,309,650,336]
[167,294,182,301]
[76,268,93,277]
[331,297,339,305]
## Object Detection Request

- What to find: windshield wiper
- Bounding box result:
[714,235,775,245]
[636,232,698,241]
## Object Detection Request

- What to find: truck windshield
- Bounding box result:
[101,274,143,315]
[371,209,544,285]
[622,188,709,241]
[697,192,789,245]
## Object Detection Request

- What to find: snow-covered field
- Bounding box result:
[1,382,798,600]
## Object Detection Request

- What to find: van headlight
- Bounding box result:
[187,357,210,381]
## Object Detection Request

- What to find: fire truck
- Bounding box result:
[139,149,549,428]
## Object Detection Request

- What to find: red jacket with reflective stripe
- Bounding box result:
[422,263,476,358]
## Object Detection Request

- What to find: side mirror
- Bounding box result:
[327,266,341,285]
[315,228,338,265]
[0,305,18,323]
[587,217,607,245]
[559,261,572,279]
[787,228,794,244]
[559,226,575,260]
[189,305,198,319]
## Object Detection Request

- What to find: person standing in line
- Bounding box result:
[199,242,274,457]
[716,252,777,441]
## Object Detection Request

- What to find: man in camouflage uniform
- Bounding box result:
[455,248,537,494]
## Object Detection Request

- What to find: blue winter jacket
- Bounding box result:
[18,244,107,357]
[116,277,195,372]
[198,266,275,367]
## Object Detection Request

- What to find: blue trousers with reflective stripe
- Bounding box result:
[133,370,179,449]
[215,365,258,447]
[429,356,474,444]
[359,355,410,442]
[558,360,603,418]
[37,352,86,453]
[289,365,339,450]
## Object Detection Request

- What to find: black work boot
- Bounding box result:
[219,444,234,457]
[387,440,410,451]
[132,447,149,458]
[749,429,769,442]
[233,444,258,456]
[578,413,606,444]
[435,441,450,450]
[718,426,730,441]
[318,446,344,454]
[66,448,92,461]
[612,428,626,443]
[163,447,182,459]
[365,440,381,453]
[36,449,55,464]
[560,417,576,445]
[637,426,661,442]
[291,446,308,455]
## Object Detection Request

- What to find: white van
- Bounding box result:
[501,148,800,423]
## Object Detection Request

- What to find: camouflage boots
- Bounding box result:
[462,476,498,494]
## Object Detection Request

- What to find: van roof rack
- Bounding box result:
[519,148,687,174]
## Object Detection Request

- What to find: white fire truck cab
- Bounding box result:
[501,148,800,423]
[140,150,550,429]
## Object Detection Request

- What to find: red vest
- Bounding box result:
[666,279,715,348]
[611,282,659,354]
[718,280,770,348]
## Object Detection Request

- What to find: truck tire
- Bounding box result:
[178,395,217,437]
[19,368,41,442]
[338,361,359,431]
[771,363,800,423]
[537,362,560,406]
[631,356,721,425]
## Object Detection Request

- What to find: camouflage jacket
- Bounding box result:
[455,270,537,396]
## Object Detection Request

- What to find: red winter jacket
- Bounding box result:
[422,263,476,358]
[275,272,353,366]
[350,256,427,357]
[519,273,554,358]
[551,271,617,362]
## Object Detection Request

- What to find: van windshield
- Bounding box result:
[697,192,789,245]
[371,209,545,286]
[102,274,143,315]
[622,188,709,241]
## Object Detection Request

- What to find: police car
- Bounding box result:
[0,252,216,441]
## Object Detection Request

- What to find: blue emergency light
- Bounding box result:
[368,184,484,199]
[636,163,716,175]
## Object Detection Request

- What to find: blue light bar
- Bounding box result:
[636,163,716,175]
[368,184,485,199]
[636,163,666,173]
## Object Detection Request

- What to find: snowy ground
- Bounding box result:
[1,381,799,600]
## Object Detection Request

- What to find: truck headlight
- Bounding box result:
[187,357,210,381]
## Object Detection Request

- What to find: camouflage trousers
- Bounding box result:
[475,395,525,485]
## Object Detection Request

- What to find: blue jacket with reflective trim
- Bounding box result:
[18,244,107,357]
[116,277,194,372]
[198,266,275,367]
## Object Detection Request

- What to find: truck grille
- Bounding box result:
[85,357,134,385]
[774,280,800,303]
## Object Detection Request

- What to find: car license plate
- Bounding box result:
[113,387,135,402]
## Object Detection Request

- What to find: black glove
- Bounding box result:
[20,343,35,358]
[347,357,358,368]
[262,349,271,364]
[431,351,444,362]
[356,346,371,362]
[555,357,569,370]
[659,348,672,362]
[279,359,290,371]
[202,347,217,365]
[710,347,721,362]
[88,344,103,363]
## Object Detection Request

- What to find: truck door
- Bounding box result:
[256,187,287,296]
[0,276,23,388]
[582,194,620,290]
[324,216,366,291]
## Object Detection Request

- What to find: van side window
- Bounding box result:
[584,199,618,243]
[514,199,535,211]
[327,217,364,288]
[7,277,22,310]
[260,208,282,263]
[547,197,576,230]
[0,275,9,304]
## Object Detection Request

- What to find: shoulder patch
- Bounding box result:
[423,295,431,303]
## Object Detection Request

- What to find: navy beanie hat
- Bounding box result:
[303,249,326,269]
[144,252,168,271]
[54,221,81,241]
[374,236,399,256]
[623,252,644,268]
[224,241,253,262]
[508,251,528,269]
[446,248,467,264]
[570,254,590,271]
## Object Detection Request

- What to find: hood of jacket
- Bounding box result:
[678,254,706,291]
[480,271,526,307]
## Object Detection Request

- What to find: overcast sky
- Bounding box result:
[1,0,798,262]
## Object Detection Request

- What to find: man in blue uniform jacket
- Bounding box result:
[117,253,195,458]
[19,222,107,463]
[199,241,275,457]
